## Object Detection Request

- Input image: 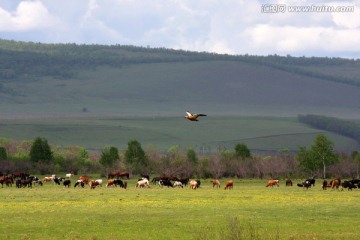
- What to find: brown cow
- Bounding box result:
[210,179,221,188]
[265,180,279,187]
[89,180,100,189]
[330,179,341,190]
[189,180,198,190]
[79,176,90,184]
[106,179,115,188]
[285,178,292,186]
[224,180,233,190]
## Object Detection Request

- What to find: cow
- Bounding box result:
[305,178,315,187]
[114,179,127,189]
[189,180,198,190]
[265,180,279,187]
[89,180,101,189]
[74,180,85,188]
[65,173,74,178]
[159,179,173,188]
[285,178,293,187]
[173,181,183,188]
[350,179,360,188]
[210,179,221,188]
[136,178,150,188]
[63,180,71,188]
[179,178,190,186]
[341,180,356,191]
[78,176,90,184]
[330,179,341,190]
[224,180,233,190]
[322,179,331,190]
[106,179,115,188]
[297,180,312,189]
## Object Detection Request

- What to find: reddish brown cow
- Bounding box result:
[265,180,279,187]
[224,180,233,190]
[210,179,221,188]
[79,176,90,184]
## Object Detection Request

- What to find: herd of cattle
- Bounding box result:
[266,178,360,191]
[1,171,359,191]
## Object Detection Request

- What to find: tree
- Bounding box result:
[296,134,338,178]
[29,137,53,163]
[186,148,198,164]
[235,143,251,159]
[0,146,7,160]
[99,146,119,167]
[124,140,148,173]
[311,134,338,178]
[352,151,360,178]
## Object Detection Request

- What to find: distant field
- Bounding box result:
[0,116,358,153]
[0,178,359,240]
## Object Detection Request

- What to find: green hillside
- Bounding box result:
[1,40,360,152]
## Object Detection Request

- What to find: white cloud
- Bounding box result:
[0,0,57,31]
[0,0,359,57]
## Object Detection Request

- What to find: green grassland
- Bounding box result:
[0,116,359,152]
[0,178,359,240]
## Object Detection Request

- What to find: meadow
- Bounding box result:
[0,116,359,153]
[1,178,359,240]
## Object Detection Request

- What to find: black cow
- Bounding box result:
[179,178,190,186]
[350,179,360,188]
[305,178,315,187]
[114,179,127,189]
[159,179,173,188]
[63,180,71,188]
[74,180,85,188]
[341,180,356,191]
[297,180,311,189]
[53,178,61,185]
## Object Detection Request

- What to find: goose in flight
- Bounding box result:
[185,111,207,121]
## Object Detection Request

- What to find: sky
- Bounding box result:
[0,0,359,58]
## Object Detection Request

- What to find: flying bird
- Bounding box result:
[185,111,207,121]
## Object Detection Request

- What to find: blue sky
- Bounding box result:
[0,0,359,58]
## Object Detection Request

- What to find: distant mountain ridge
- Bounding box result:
[1,39,360,119]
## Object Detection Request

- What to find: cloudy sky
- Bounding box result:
[0,0,359,58]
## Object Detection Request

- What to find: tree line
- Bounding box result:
[298,114,360,143]
[1,135,359,179]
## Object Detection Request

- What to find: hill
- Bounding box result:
[1,40,360,152]
[1,39,360,119]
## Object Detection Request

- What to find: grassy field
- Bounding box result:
[0,116,359,153]
[0,178,359,240]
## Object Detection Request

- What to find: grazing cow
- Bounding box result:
[224,180,234,190]
[118,172,130,179]
[65,173,74,178]
[330,179,341,190]
[151,177,161,185]
[42,177,52,183]
[108,171,118,179]
[322,179,331,190]
[16,179,22,188]
[179,178,190,186]
[78,176,90,184]
[89,180,101,189]
[173,181,183,188]
[341,180,356,191]
[265,180,279,187]
[297,181,312,189]
[350,179,360,188]
[53,178,61,185]
[136,179,150,188]
[189,180,198,190]
[285,178,293,187]
[305,178,315,187]
[106,179,115,188]
[74,180,85,188]
[114,179,127,189]
[159,179,173,188]
[21,179,32,188]
[141,174,150,181]
[95,179,103,187]
[63,180,71,188]
[210,179,221,188]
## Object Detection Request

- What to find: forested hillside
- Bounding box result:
[1,39,360,119]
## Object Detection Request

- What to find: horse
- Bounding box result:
[173,181,183,188]
[136,178,150,188]
[285,178,293,186]
[210,179,221,188]
[265,180,279,187]
[224,180,233,190]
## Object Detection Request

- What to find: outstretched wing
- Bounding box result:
[193,113,207,118]
[186,111,193,117]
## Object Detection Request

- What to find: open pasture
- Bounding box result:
[1,178,359,240]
